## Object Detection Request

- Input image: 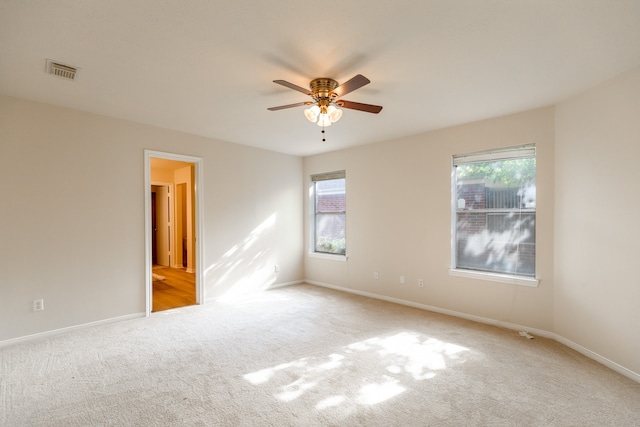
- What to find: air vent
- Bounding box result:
[45,59,79,81]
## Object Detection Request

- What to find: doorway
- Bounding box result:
[144,150,204,315]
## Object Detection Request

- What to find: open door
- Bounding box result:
[151,185,171,267]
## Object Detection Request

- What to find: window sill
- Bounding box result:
[308,252,347,262]
[449,269,539,287]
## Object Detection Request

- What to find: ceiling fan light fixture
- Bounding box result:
[304,105,320,122]
[269,74,381,134]
[304,110,315,122]
[317,114,332,127]
[328,106,343,123]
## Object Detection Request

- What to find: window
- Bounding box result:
[312,171,346,255]
[452,145,536,278]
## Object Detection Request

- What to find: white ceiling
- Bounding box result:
[2,1,640,157]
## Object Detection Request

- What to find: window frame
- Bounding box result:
[450,145,539,287]
[309,170,347,260]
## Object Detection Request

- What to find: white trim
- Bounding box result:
[449,268,540,287]
[308,252,348,262]
[304,280,640,384]
[144,150,205,316]
[306,280,551,336]
[450,164,457,269]
[0,313,145,348]
[555,335,640,384]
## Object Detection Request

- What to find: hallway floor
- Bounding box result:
[152,266,196,312]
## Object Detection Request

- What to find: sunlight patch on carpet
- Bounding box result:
[358,377,406,405]
[243,330,470,410]
[316,395,346,410]
[355,332,468,379]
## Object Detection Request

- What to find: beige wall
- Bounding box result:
[0,95,304,341]
[555,66,640,375]
[304,107,556,332]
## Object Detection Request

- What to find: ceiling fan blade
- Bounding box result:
[336,100,383,114]
[267,101,312,111]
[334,74,370,97]
[273,80,312,96]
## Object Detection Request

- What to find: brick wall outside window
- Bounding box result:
[456,180,535,276]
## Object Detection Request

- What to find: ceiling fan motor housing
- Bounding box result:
[310,78,339,100]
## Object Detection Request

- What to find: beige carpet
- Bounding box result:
[2,284,639,426]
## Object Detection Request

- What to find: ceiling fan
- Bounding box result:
[267,74,383,127]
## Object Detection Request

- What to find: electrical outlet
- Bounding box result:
[418,279,425,288]
[374,272,379,280]
[274,265,280,272]
[400,275,405,284]
[33,299,44,311]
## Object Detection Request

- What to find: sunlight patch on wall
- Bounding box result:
[205,213,278,300]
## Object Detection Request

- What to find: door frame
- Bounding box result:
[144,150,204,316]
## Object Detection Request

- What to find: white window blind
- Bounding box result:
[453,145,536,165]
[452,145,536,278]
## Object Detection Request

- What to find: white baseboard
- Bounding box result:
[305,280,640,384]
[0,313,146,348]
[554,335,640,383]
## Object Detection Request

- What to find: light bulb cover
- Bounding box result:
[317,114,332,127]
[329,107,343,123]
[304,109,317,122]
[304,105,320,122]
